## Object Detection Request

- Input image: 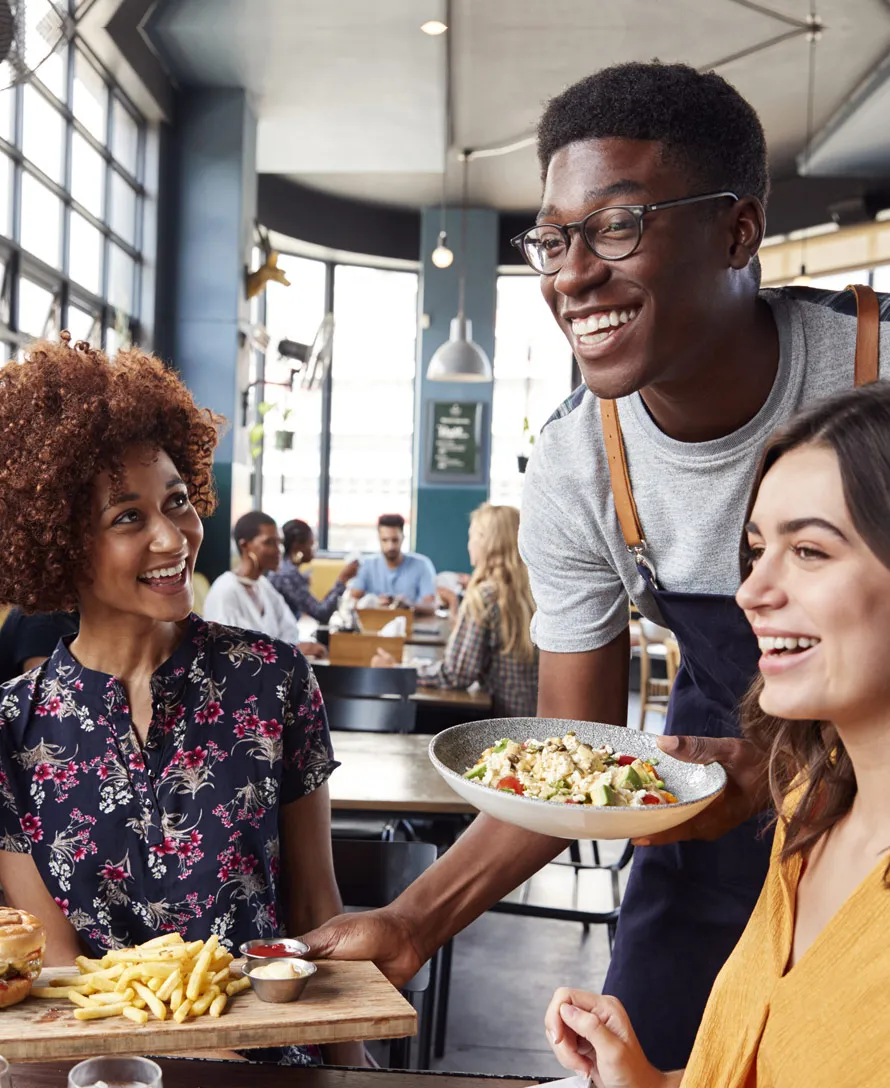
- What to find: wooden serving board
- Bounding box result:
[0,961,416,1061]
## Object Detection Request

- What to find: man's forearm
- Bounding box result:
[390,814,565,961]
[389,630,633,961]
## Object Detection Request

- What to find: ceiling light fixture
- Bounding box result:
[431,230,453,268]
[430,2,454,272]
[427,151,493,382]
[421,19,448,35]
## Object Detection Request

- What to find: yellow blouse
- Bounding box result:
[681,812,890,1087]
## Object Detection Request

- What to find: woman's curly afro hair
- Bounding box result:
[0,334,223,613]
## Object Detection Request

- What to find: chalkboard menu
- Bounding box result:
[427,400,484,482]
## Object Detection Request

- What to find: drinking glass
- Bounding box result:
[67,1056,163,1088]
[0,1055,12,1088]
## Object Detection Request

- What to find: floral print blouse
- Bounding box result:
[0,614,337,957]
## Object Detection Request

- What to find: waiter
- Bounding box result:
[304,60,890,1068]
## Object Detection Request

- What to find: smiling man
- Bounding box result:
[303,61,890,1070]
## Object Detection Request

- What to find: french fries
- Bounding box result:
[38,933,252,1026]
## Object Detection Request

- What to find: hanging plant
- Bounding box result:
[249,401,275,462]
[518,415,535,473]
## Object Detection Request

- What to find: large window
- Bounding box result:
[260,254,327,532]
[328,265,417,552]
[0,29,148,359]
[490,274,573,508]
[257,254,418,552]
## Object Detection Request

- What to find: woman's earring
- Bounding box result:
[294,551,303,564]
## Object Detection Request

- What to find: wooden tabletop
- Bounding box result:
[406,617,452,647]
[329,731,477,815]
[411,686,491,709]
[9,1059,546,1086]
[0,962,414,1061]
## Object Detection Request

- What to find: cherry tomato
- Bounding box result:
[616,754,636,766]
[641,794,662,805]
[496,776,524,795]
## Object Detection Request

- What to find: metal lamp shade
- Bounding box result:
[426,317,492,382]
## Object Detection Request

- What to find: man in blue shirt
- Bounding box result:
[351,514,437,613]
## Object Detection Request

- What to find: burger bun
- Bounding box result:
[0,975,32,1008]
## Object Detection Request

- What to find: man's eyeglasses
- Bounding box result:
[510,191,739,275]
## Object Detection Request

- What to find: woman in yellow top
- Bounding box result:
[544,382,890,1088]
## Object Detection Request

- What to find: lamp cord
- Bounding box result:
[799,1,820,275]
[440,0,453,238]
[458,151,469,320]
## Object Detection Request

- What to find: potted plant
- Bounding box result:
[517,416,535,473]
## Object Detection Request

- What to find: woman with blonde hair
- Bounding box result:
[374,503,538,717]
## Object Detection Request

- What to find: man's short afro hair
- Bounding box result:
[537,61,769,207]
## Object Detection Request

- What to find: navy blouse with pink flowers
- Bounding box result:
[0,614,337,958]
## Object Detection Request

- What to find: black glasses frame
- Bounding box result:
[510,191,739,273]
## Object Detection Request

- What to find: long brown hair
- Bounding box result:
[739,382,890,865]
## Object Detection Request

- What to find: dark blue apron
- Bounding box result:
[596,283,879,1070]
[602,570,771,1070]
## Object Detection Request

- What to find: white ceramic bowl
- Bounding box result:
[429,718,726,840]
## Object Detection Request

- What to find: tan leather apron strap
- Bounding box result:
[847,283,880,386]
[600,397,644,551]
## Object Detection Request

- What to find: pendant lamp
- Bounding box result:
[427,153,492,382]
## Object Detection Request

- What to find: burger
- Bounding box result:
[0,907,45,1008]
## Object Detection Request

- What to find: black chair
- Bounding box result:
[315,665,418,734]
[331,838,438,1070]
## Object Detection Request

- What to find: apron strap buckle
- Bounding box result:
[629,541,660,589]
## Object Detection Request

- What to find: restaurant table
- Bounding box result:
[329,731,476,816]
[411,687,490,710]
[9,1059,548,1086]
[406,616,452,647]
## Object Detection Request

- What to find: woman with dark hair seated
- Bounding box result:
[0,335,358,1065]
[202,511,324,658]
[544,383,890,1087]
[268,519,359,623]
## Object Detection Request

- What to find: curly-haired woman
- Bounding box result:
[545,383,890,1088]
[0,334,357,1065]
[373,504,538,716]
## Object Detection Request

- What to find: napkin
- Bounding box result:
[538,1077,589,1088]
[379,616,407,637]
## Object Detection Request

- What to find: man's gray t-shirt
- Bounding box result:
[519,286,890,654]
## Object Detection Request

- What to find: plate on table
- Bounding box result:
[429,718,726,840]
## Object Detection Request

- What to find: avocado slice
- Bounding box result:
[615,764,644,791]
[631,759,655,785]
[592,781,617,806]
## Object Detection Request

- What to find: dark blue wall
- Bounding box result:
[413,206,498,573]
[168,89,257,580]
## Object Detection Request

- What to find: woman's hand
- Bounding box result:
[438,587,459,613]
[298,641,326,659]
[545,989,674,1088]
[371,649,396,668]
[338,559,360,584]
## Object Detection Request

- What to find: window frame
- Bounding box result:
[254,247,420,552]
[0,29,148,356]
